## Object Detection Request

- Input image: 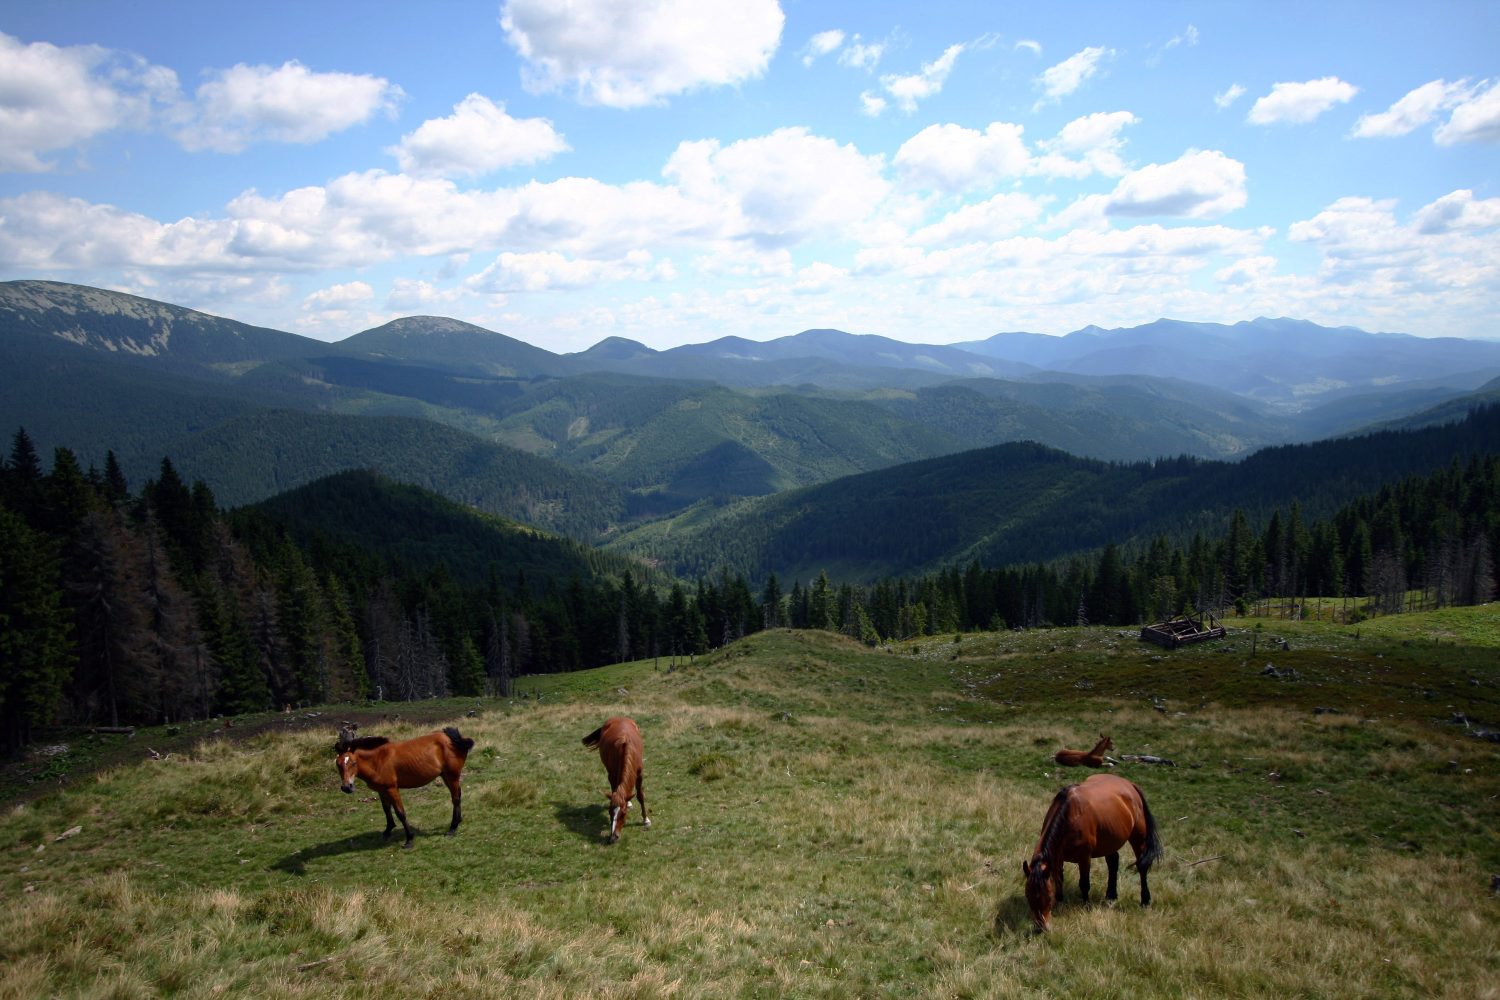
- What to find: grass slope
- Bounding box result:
[3,608,1497,997]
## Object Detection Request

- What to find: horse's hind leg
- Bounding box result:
[1077,857,1091,903]
[443,772,463,836]
[1105,852,1120,901]
[637,771,650,828]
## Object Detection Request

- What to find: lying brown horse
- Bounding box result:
[1054,733,1113,767]
[582,716,649,843]
[1022,773,1161,932]
[334,725,474,849]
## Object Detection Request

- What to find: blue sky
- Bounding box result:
[2,1,1498,350]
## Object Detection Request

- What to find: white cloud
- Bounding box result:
[177,61,402,152]
[500,0,784,108]
[1411,189,1500,234]
[792,261,846,294]
[879,43,966,113]
[391,94,567,177]
[1215,255,1279,288]
[0,32,177,172]
[1353,79,1473,138]
[802,29,844,66]
[894,122,1029,193]
[1287,192,1500,326]
[664,127,889,247]
[1247,76,1358,126]
[1035,46,1112,107]
[1213,84,1245,110]
[838,36,885,71]
[466,249,673,293]
[1014,40,1041,57]
[911,193,1047,246]
[1106,149,1247,219]
[303,280,374,309]
[1165,25,1199,50]
[1434,79,1500,145]
[386,278,466,312]
[1035,111,1138,178]
[860,91,888,117]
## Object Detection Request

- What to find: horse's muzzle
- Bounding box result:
[341,783,354,794]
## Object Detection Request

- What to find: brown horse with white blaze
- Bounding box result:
[1022,773,1161,932]
[582,716,649,843]
[334,725,474,849]
[1054,733,1113,767]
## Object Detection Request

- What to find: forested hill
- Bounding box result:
[0,436,697,751]
[245,470,658,589]
[606,404,1500,583]
[161,410,629,541]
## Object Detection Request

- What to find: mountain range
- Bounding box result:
[4,278,1499,581]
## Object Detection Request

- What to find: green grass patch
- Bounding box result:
[2,609,1498,997]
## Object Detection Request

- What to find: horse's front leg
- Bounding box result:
[1077,857,1091,903]
[386,788,415,848]
[443,773,463,836]
[1105,852,1120,901]
[636,771,650,828]
[378,791,397,840]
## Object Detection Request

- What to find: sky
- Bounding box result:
[1,1,1498,351]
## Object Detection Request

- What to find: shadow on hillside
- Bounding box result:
[552,800,607,843]
[271,829,409,875]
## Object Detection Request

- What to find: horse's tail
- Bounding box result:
[1133,785,1163,874]
[444,726,475,755]
[581,725,605,749]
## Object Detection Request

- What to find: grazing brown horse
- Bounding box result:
[334,725,474,849]
[1022,773,1161,932]
[1054,733,1114,767]
[582,716,649,843]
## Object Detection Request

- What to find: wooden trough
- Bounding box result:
[1140,611,1226,648]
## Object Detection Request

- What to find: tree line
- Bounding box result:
[3,426,1495,755]
[0,429,745,753]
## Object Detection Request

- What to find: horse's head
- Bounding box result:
[1022,857,1059,932]
[1099,733,1114,752]
[605,790,630,843]
[334,726,359,793]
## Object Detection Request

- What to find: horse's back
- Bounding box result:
[591,717,641,754]
[1053,775,1143,858]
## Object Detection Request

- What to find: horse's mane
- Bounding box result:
[1036,784,1075,862]
[335,735,390,753]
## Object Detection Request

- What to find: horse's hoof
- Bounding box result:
[402,840,414,850]
[445,830,457,837]
[643,817,652,828]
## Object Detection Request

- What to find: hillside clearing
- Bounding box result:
[3,612,1498,998]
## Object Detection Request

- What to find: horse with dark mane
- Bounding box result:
[1022,773,1161,932]
[1054,733,1114,767]
[334,724,474,849]
[582,716,649,843]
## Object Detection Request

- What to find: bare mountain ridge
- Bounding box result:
[6,280,1498,408]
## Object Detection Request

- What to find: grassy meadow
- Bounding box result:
[3,607,1499,998]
